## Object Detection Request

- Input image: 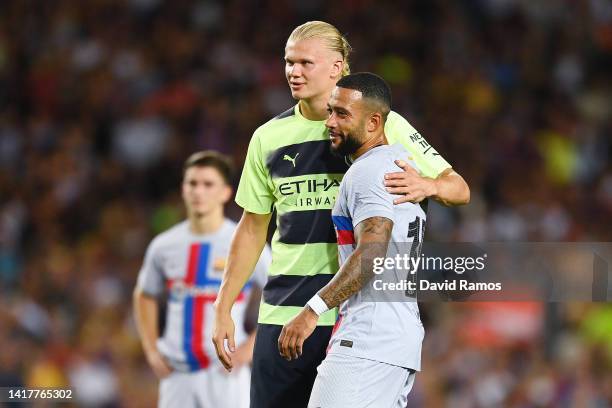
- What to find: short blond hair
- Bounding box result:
[288,21,352,77]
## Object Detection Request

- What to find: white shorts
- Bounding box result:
[308,353,416,408]
[159,365,250,408]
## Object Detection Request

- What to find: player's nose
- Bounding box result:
[325,113,336,129]
[288,64,302,78]
[193,184,208,195]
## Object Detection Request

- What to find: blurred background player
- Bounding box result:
[133,151,270,408]
[280,73,426,408]
[212,21,469,408]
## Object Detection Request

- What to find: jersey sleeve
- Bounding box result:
[251,244,272,289]
[349,164,398,228]
[136,238,165,298]
[384,111,451,178]
[235,129,275,214]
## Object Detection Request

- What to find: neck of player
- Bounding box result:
[299,94,331,121]
[350,133,388,161]
[188,207,225,235]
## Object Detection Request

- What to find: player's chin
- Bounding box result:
[191,207,210,217]
[290,89,305,100]
[292,86,313,99]
[329,135,342,149]
[329,142,344,156]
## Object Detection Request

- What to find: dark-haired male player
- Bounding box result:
[134,151,271,408]
[280,73,425,407]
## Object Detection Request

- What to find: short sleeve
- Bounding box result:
[385,111,451,178]
[235,130,275,214]
[136,238,165,297]
[251,244,272,289]
[349,165,397,229]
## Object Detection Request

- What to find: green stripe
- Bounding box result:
[268,241,338,276]
[258,302,338,326]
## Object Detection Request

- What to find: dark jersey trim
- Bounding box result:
[273,107,295,120]
[420,198,428,214]
[263,274,334,306]
[278,209,337,244]
[266,140,350,178]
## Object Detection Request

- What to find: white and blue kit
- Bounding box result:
[309,144,426,408]
[137,219,270,408]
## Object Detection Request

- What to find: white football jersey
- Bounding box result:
[329,144,426,371]
[137,219,270,372]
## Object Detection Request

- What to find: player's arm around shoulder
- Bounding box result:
[384,111,470,206]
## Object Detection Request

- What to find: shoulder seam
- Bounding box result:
[272,106,295,120]
[253,106,296,137]
[153,221,187,243]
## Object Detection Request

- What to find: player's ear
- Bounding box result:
[366,112,382,132]
[220,184,233,204]
[180,178,189,199]
[331,59,343,80]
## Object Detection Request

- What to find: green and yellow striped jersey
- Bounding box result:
[236,104,450,326]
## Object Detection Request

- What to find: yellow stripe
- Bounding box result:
[258,302,338,326]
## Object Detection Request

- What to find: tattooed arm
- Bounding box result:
[319,216,393,308]
[277,216,393,361]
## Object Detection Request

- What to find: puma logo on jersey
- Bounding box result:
[283,153,299,167]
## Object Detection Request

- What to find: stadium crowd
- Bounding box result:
[0,0,611,406]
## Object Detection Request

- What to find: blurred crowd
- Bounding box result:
[0,0,611,406]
